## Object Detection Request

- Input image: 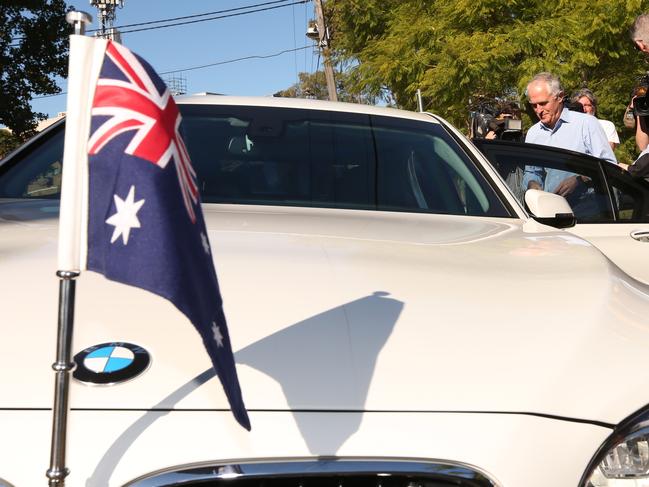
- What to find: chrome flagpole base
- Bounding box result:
[46,270,80,487]
[46,467,70,486]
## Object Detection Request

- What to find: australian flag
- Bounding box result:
[84,40,250,430]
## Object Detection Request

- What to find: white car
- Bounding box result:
[1,96,649,487]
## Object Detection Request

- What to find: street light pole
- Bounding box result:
[313,0,337,102]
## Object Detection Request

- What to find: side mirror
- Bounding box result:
[524,189,576,228]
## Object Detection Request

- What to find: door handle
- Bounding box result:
[630,230,649,242]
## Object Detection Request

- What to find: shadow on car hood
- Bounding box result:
[2,201,649,429]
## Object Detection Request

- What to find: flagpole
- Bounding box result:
[46,13,92,487]
[46,271,80,487]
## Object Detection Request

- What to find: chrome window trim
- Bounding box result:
[124,457,500,487]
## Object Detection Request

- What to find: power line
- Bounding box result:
[9,0,309,42]
[32,45,312,98]
[89,0,296,33]
[159,45,311,75]
[32,92,67,100]
[113,0,310,36]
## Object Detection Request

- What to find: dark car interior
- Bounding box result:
[474,139,649,224]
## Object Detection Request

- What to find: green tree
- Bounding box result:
[0,128,20,158]
[275,71,330,99]
[0,1,70,139]
[328,0,649,163]
[274,69,382,105]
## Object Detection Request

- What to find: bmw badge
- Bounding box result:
[73,342,150,385]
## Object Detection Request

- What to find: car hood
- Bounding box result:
[2,200,649,425]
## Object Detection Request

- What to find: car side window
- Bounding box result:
[180,107,376,209]
[478,143,614,223]
[372,116,510,217]
[601,163,649,222]
[1,107,513,219]
[181,106,511,217]
[0,124,65,199]
[307,113,376,208]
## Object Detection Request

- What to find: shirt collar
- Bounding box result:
[539,107,570,132]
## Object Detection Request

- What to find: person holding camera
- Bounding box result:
[523,72,616,198]
[571,88,619,150]
[631,13,649,151]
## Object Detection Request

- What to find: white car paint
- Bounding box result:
[1,97,648,486]
[569,222,649,284]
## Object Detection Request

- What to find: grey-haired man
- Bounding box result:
[523,72,616,198]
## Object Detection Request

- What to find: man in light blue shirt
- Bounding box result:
[523,72,616,198]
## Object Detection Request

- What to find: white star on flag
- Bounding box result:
[212,322,224,348]
[201,232,210,255]
[105,185,145,245]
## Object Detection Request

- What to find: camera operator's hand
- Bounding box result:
[554,175,582,197]
[637,111,649,151]
[635,39,649,53]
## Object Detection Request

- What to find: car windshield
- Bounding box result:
[0,104,513,218]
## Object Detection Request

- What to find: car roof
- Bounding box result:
[175,94,441,124]
[0,97,440,165]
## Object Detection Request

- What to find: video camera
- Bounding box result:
[632,72,649,117]
[470,101,523,141]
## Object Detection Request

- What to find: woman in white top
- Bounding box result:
[571,88,620,150]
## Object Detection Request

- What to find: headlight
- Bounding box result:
[582,405,649,486]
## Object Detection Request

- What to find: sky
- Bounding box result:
[31,0,319,119]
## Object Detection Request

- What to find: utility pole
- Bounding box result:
[313,0,337,102]
[90,0,124,41]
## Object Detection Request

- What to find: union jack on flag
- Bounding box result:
[64,38,252,430]
[88,41,198,222]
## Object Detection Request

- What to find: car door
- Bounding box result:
[584,162,649,282]
[475,140,649,283]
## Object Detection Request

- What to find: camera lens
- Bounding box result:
[634,95,649,116]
